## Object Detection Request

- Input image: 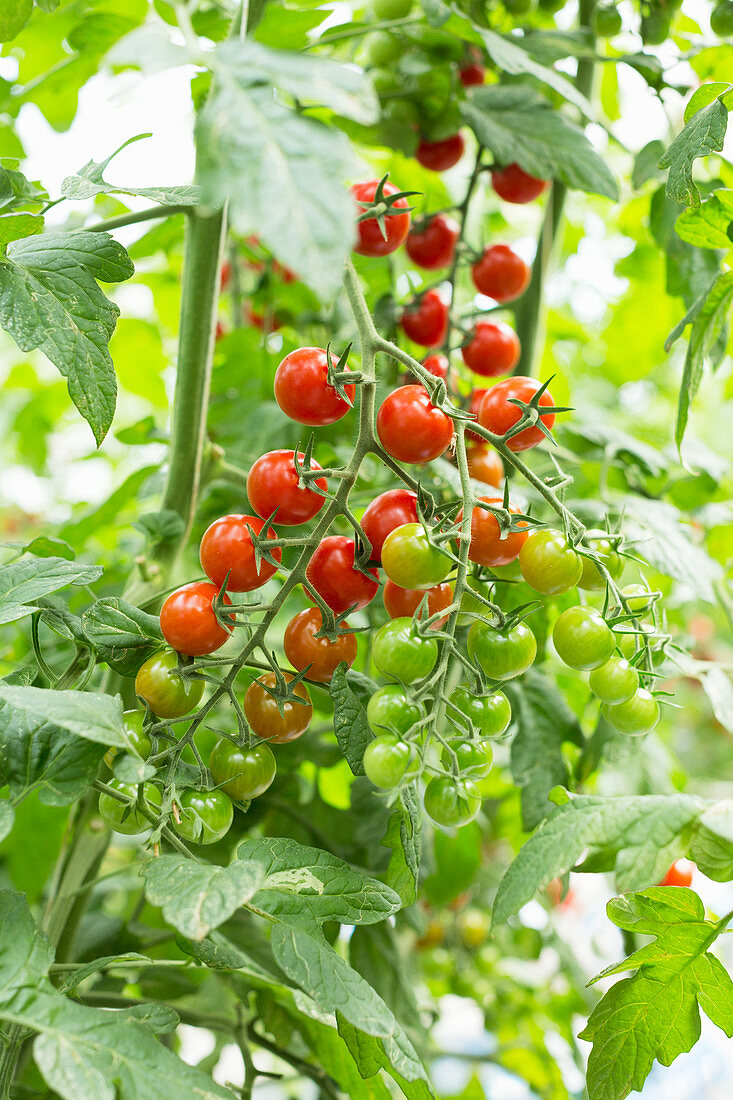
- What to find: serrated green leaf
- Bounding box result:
[623,497,724,600]
[691,801,733,881]
[0,685,130,749]
[140,854,267,941]
[673,270,733,446]
[81,597,162,676]
[0,556,102,626]
[382,786,422,906]
[0,213,42,246]
[330,663,371,775]
[675,188,733,249]
[658,97,728,208]
[631,140,666,190]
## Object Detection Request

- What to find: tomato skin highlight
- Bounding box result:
[416,133,465,171]
[377,385,454,464]
[351,179,411,257]
[209,739,276,800]
[462,322,520,377]
[400,290,449,348]
[200,514,281,593]
[367,685,423,737]
[360,488,419,563]
[553,606,615,670]
[405,214,460,269]
[160,581,232,657]
[424,776,481,828]
[602,689,660,736]
[135,650,204,718]
[478,377,556,451]
[458,496,528,568]
[244,671,312,744]
[381,522,452,589]
[284,606,357,683]
[491,162,549,204]
[363,734,421,788]
[448,686,511,739]
[372,617,439,683]
[466,443,503,487]
[519,530,583,595]
[588,657,639,705]
[660,859,695,888]
[305,536,379,614]
[247,449,327,526]
[467,620,537,680]
[384,579,453,628]
[174,789,234,845]
[472,245,531,303]
[274,347,355,426]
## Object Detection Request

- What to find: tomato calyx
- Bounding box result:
[324,341,360,406]
[354,174,419,237]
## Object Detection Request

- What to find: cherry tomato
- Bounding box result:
[377,385,454,464]
[381,522,452,589]
[711,1,733,36]
[104,709,152,769]
[209,739,276,800]
[456,907,490,949]
[306,536,379,614]
[616,623,655,661]
[160,581,232,657]
[594,4,622,35]
[405,214,459,270]
[98,780,160,835]
[448,686,511,738]
[372,617,439,683]
[135,650,204,718]
[424,777,481,828]
[472,245,531,303]
[602,689,660,736]
[274,347,355,426]
[457,496,528,568]
[365,31,404,65]
[219,260,231,290]
[660,859,695,888]
[467,619,537,680]
[478,377,556,451]
[373,0,413,17]
[552,606,615,670]
[351,179,411,257]
[245,305,282,332]
[360,488,419,562]
[441,738,494,778]
[174,788,233,845]
[247,450,327,526]
[422,353,450,379]
[384,579,453,628]
[519,530,583,595]
[466,388,488,442]
[283,606,357,683]
[400,290,449,348]
[588,656,639,705]
[200,514,281,593]
[578,538,623,590]
[466,443,504,487]
[622,583,655,613]
[244,671,312,744]
[491,162,549,204]
[459,62,485,86]
[462,322,520,378]
[367,685,422,737]
[363,734,421,789]
[416,133,465,172]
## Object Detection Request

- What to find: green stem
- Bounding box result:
[85,205,191,234]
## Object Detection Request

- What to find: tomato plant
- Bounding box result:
[174,788,234,845]
[448,685,512,739]
[243,671,313,743]
[377,385,454,463]
[478,376,556,450]
[351,178,411,257]
[415,133,466,172]
[383,578,453,627]
[471,244,531,303]
[461,321,521,377]
[305,536,380,613]
[491,162,549,203]
[381,522,452,589]
[458,496,528,567]
[366,685,423,738]
[519,529,583,595]
[200,513,281,592]
[467,619,538,681]
[274,346,355,426]
[135,651,205,718]
[283,606,357,683]
[423,776,481,828]
[405,215,460,270]
[247,450,328,526]
[372,617,439,683]
[360,487,419,562]
[466,443,504,486]
[208,739,277,801]
[400,290,449,347]
[363,734,421,788]
[553,606,616,670]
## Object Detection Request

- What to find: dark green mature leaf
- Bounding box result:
[330,663,371,775]
[580,889,733,1100]
[631,140,666,189]
[140,854,267,941]
[382,786,422,906]
[478,29,596,120]
[0,685,130,748]
[350,923,422,1034]
[658,97,728,207]
[423,821,482,908]
[82,597,162,676]
[649,185,721,308]
[507,668,584,830]
[492,791,705,925]
[338,1016,435,1100]
[296,1014,393,1099]
[0,232,134,445]
[691,801,733,881]
[0,556,102,626]
[676,189,733,248]
[461,85,617,199]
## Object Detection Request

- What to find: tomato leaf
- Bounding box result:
[382,786,422,906]
[81,597,162,677]
[0,801,14,843]
[675,188,733,249]
[0,0,32,43]
[658,97,729,208]
[0,556,102,627]
[0,685,130,748]
[330,663,372,775]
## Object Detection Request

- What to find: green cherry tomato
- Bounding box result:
[424,777,481,828]
[711,1,733,36]
[588,656,639,705]
[442,738,493,778]
[365,31,404,65]
[209,739,276,801]
[174,788,234,845]
[552,606,615,670]
[504,0,532,13]
[372,0,413,16]
[135,650,204,719]
[594,4,622,35]
[448,685,511,738]
[104,709,152,769]
[457,576,491,625]
[616,622,655,660]
[518,530,583,596]
[381,523,452,590]
[467,619,537,680]
[363,734,421,789]
[641,10,670,45]
[578,539,623,591]
[372,617,438,683]
[98,780,160,835]
[622,583,655,613]
[603,689,660,736]
[366,686,423,737]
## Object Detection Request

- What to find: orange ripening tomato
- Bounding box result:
[466,444,504,487]
[243,671,312,744]
[283,607,357,683]
[457,496,528,567]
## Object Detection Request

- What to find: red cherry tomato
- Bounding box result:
[660,859,695,888]
[478,377,556,452]
[422,353,449,379]
[416,133,465,172]
[466,443,504,487]
[384,579,453,628]
[305,536,379,614]
[472,245,531,303]
[462,322,520,377]
[245,305,282,332]
[200,514,281,592]
[351,179,411,257]
[160,581,232,657]
[405,215,460,270]
[219,260,231,290]
[360,488,419,563]
[400,290,449,348]
[244,671,312,744]
[274,347,354,426]
[459,61,485,86]
[491,163,549,204]
[466,388,488,442]
[284,606,357,682]
[457,496,528,567]
[247,450,327,525]
[377,385,454,464]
